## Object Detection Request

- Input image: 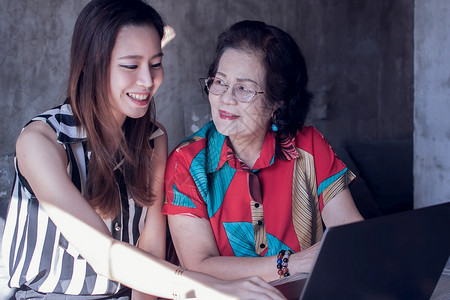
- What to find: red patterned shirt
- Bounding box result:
[163,122,355,257]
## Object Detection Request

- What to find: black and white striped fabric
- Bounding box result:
[2,103,163,296]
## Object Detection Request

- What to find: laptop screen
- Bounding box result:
[272,202,450,300]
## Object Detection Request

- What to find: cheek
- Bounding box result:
[208,95,217,109]
[110,70,132,90]
[154,69,164,85]
[246,103,271,118]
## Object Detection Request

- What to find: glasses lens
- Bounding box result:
[205,77,213,89]
[234,84,256,103]
[205,77,227,95]
[204,77,262,102]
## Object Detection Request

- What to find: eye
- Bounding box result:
[151,62,162,69]
[214,78,227,86]
[119,64,137,70]
[237,84,254,93]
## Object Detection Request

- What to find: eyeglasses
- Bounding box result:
[203,77,264,103]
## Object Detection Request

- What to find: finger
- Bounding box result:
[261,287,287,300]
[235,289,286,300]
[248,289,287,300]
[242,277,286,299]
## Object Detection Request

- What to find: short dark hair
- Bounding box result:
[207,20,313,137]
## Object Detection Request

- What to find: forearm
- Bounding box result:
[179,245,320,283]
[131,244,165,300]
[131,207,167,298]
[109,245,175,298]
[184,254,280,282]
[39,202,178,298]
[106,240,214,299]
[169,215,294,282]
[108,243,269,300]
[131,290,157,300]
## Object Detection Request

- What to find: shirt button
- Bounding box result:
[114,223,121,231]
[260,243,266,249]
[254,203,260,208]
[257,220,263,226]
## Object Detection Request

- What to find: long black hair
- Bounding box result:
[68,0,166,218]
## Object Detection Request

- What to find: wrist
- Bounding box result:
[276,250,293,278]
[172,265,186,300]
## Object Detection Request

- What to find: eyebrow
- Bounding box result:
[216,71,259,85]
[118,52,164,60]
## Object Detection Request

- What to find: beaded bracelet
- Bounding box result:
[172,265,186,300]
[276,250,293,278]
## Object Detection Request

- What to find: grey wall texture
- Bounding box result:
[0,0,415,211]
[2,0,450,297]
[414,0,450,208]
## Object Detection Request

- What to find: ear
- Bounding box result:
[269,102,281,116]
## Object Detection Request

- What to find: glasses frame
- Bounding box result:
[202,77,264,103]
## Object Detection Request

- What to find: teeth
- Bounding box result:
[128,93,149,101]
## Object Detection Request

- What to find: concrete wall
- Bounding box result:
[0,0,414,210]
[152,0,415,149]
[0,0,422,297]
[414,0,450,208]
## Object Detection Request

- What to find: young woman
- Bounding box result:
[164,20,364,282]
[2,2,285,299]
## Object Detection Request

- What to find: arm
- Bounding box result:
[132,127,168,300]
[165,145,286,282]
[16,121,175,297]
[321,187,364,228]
[168,189,363,282]
[288,187,364,273]
[285,128,365,274]
[168,214,281,282]
[17,121,284,299]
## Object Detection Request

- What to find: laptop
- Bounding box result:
[272,201,450,300]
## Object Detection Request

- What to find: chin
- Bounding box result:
[213,120,229,134]
[216,124,241,138]
[128,110,148,120]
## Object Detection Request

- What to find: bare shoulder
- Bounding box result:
[16,121,67,175]
[17,121,62,153]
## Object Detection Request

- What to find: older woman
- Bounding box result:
[163,20,364,282]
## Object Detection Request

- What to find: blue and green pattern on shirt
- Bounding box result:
[223,222,293,257]
[189,125,236,218]
[172,184,196,208]
[317,168,348,196]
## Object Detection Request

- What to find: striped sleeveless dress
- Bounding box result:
[2,103,163,297]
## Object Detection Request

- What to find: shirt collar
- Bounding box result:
[210,130,300,173]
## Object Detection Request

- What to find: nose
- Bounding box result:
[136,66,153,89]
[219,86,238,105]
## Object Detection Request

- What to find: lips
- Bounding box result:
[219,110,239,120]
[127,92,150,101]
[127,92,150,106]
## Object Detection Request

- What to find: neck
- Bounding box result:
[228,131,267,169]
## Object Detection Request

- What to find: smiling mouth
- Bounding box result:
[219,110,239,120]
[127,92,150,101]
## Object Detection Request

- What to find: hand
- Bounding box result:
[288,242,320,274]
[185,272,287,299]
